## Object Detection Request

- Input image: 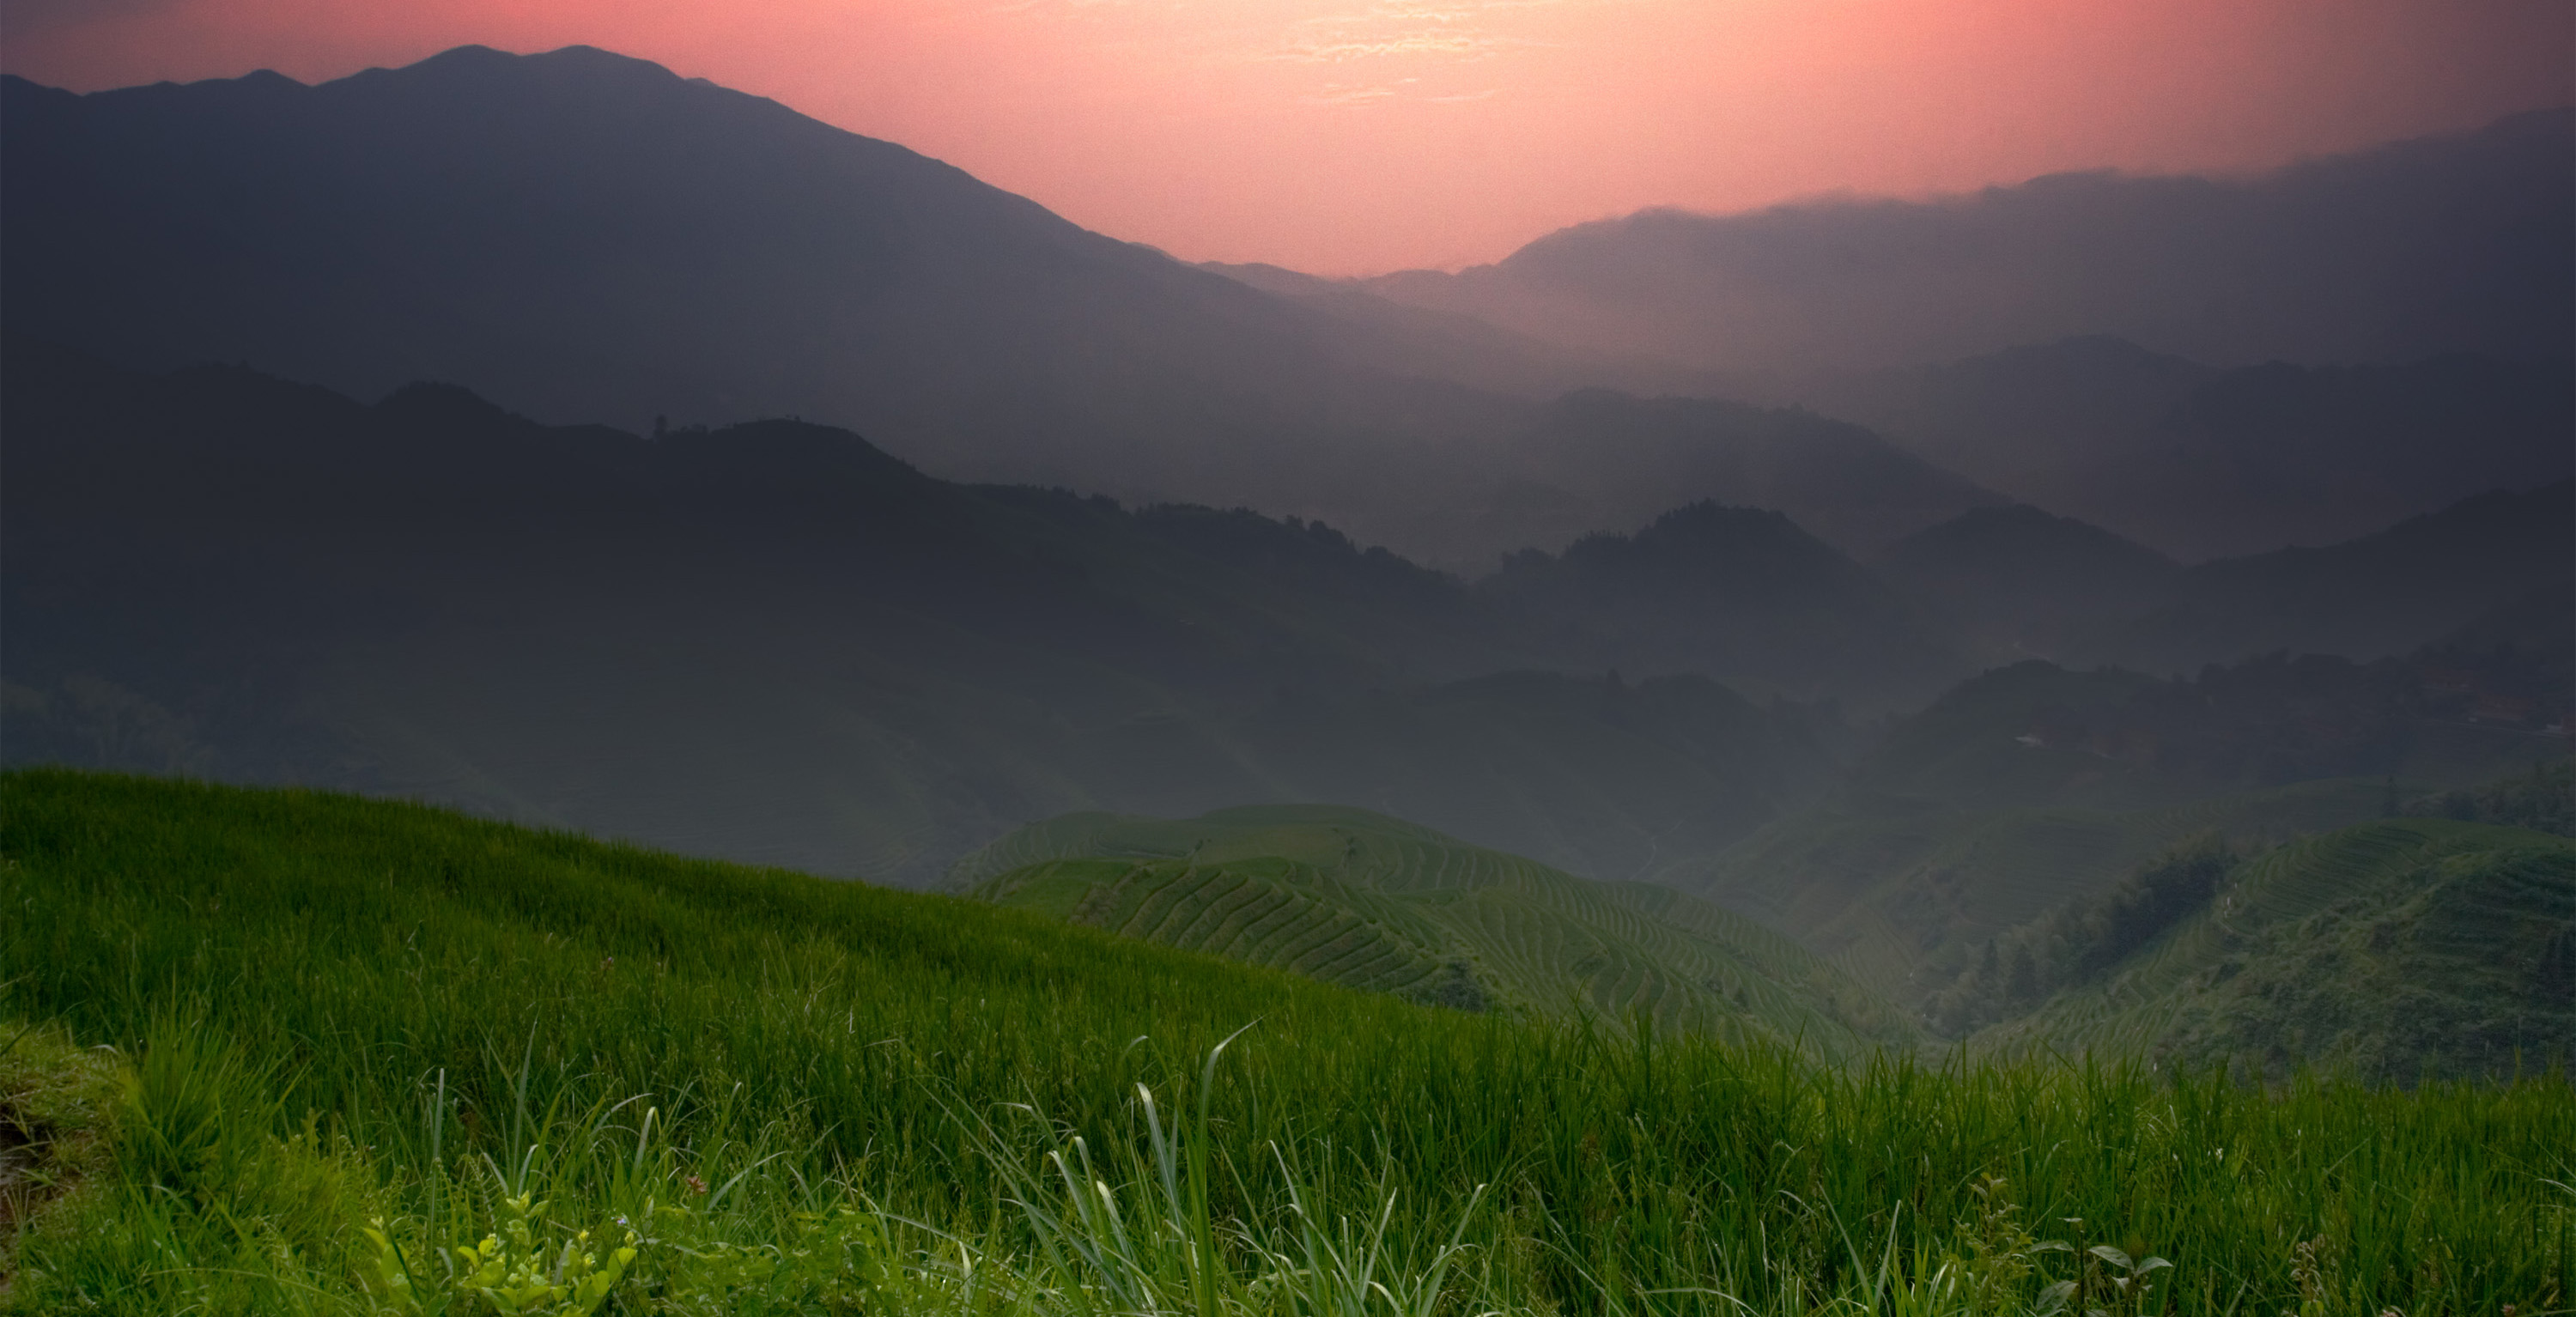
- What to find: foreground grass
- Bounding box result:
[0,768,2567,1314]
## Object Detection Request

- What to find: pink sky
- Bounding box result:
[5,1,2568,275]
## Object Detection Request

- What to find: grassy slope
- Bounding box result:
[1978,819,2576,1077]
[1677,653,2553,1005]
[3,769,2569,1314]
[951,804,1915,1053]
[1682,778,2396,1003]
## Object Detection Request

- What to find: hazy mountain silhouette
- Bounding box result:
[1363,108,2573,373]
[1197,259,1722,400]
[1873,505,2179,665]
[1,337,1856,884]
[5,48,1487,472]
[1,46,1993,574]
[2090,481,2574,675]
[1800,338,2573,560]
[1483,501,1959,707]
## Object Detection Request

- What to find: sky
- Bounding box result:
[5,1,2569,275]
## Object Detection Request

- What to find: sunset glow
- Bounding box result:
[6,0,2569,273]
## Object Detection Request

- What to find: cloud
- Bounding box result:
[1267,1,1567,64]
[1305,82,1402,104]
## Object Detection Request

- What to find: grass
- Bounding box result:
[1978,819,2576,1078]
[1680,777,2407,1004]
[955,805,1917,1053]
[1,768,2570,1314]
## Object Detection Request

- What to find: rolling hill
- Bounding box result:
[8,771,2561,1313]
[1483,500,1961,707]
[1970,818,2576,1080]
[1799,340,2573,561]
[2093,479,2574,673]
[952,804,1917,1054]
[0,338,1850,886]
[1870,503,2179,666]
[1668,652,2560,1005]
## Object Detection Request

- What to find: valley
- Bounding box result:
[1,29,2569,1315]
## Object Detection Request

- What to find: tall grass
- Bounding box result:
[2,768,2568,1314]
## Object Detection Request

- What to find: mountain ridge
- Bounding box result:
[1360,107,2575,373]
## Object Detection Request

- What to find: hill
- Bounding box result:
[1965,819,2576,1081]
[2095,479,2574,673]
[1483,500,1960,707]
[952,804,1915,1054]
[1871,503,2178,665]
[0,339,1844,886]
[1483,389,2002,561]
[1364,107,2573,374]
[1668,652,2558,1004]
[0,46,1997,574]
[1800,340,2573,561]
[6,772,2562,1313]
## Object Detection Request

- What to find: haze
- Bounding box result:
[5,0,2567,274]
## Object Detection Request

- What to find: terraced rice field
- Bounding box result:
[958,805,1918,1053]
[1680,777,2397,1004]
[1978,819,2576,1071]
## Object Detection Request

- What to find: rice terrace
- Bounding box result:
[3,4,2573,1314]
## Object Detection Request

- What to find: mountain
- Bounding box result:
[1871,504,2179,665]
[0,338,1847,886]
[0,46,1501,507]
[1663,649,2558,1005]
[1496,390,2002,559]
[1482,500,1960,708]
[2095,480,2574,674]
[1965,818,2576,1080]
[1215,671,1844,883]
[1194,259,1717,400]
[1363,108,2575,374]
[952,804,1917,1053]
[1803,339,2574,561]
[0,46,1992,574]
[1867,478,2573,677]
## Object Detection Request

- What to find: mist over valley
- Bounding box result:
[2,25,2570,1314]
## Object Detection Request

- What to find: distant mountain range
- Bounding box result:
[1798,337,2573,560]
[1362,109,2574,373]
[2095,479,2574,675]
[0,46,1987,571]
[1873,502,2180,667]
[11,48,2562,574]
[1485,501,1957,706]
[1879,478,2574,675]
[3,338,1875,884]
[7,339,2557,895]
[2,39,2566,1033]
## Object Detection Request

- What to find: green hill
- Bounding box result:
[1680,777,2398,1004]
[4,769,2568,1314]
[1971,819,2576,1079]
[951,804,1916,1055]
[1674,651,2561,1007]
